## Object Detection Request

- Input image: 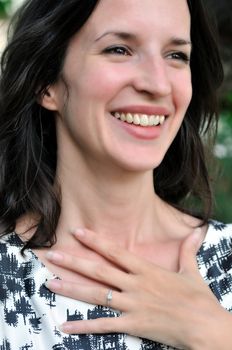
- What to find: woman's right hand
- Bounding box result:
[45,228,232,350]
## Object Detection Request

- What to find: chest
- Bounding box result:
[35,239,182,290]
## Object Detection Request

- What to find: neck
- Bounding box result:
[55,154,169,249]
[53,133,200,251]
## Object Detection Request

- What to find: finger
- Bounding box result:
[71,228,152,274]
[45,279,131,311]
[60,315,129,335]
[46,251,130,290]
[179,227,204,274]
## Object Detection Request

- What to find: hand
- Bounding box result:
[45,228,232,350]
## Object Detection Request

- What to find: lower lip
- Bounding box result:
[111,116,163,140]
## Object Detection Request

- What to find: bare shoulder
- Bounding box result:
[161,203,208,242]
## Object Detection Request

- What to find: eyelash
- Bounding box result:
[103,45,132,56]
[169,51,190,63]
[103,46,190,64]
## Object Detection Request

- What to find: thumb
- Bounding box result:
[179,228,203,274]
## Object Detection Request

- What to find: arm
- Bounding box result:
[45,228,232,349]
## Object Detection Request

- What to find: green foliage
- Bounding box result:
[214,157,232,223]
[213,101,232,223]
[221,92,232,112]
[0,0,11,17]
[227,93,232,105]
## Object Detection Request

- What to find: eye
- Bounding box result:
[168,51,190,64]
[103,45,132,56]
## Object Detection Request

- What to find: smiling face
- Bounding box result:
[42,0,192,173]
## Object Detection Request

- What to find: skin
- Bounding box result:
[16,0,232,348]
[45,228,232,350]
[39,0,195,261]
[46,0,192,174]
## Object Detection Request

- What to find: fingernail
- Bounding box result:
[45,251,64,262]
[44,278,62,290]
[59,323,74,333]
[70,228,85,237]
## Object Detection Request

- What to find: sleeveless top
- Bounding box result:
[0,220,232,350]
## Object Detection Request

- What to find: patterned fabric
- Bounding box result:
[0,221,232,350]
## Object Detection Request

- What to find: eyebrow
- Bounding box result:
[95,31,137,42]
[169,37,192,49]
[95,31,192,48]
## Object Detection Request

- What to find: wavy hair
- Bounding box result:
[0,0,223,249]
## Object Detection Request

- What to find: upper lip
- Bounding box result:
[111,105,172,116]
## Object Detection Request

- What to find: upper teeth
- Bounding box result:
[113,112,165,126]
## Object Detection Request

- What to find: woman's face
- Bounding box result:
[45,0,192,172]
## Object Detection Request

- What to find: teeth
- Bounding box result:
[126,113,133,124]
[153,116,160,126]
[120,113,126,122]
[148,115,155,126]
[159,115,165,125]
[133,114,140,125]
[112,112,166,126]
[114,112,121,119]
[140,114,149,126]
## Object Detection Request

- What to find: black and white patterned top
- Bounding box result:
[0,221,232,350]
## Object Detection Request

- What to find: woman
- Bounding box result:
[0,0,231,349]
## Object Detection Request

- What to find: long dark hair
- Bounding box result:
[0,0,223,250]
[154,0,223,215]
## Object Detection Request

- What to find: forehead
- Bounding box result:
[83,0,191,39]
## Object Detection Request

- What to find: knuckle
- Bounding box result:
[106,245,122,262]
[92,288,107,305]
[98,319,114,333]
[62,281,76,295]
[127,319,139,334]
[131,277,142,290]
[90,234,99,247]
[64,254,76,267]
[94,264,108,280]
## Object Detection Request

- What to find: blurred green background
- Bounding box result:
[205,0,232,222]
[0,0,232,222]
[0,0,11,17]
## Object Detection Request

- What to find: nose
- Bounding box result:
[132,56,172,97]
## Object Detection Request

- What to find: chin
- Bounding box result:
[112,155,164,173]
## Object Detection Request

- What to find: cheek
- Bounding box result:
[75,63,131,101]
[174,72,192,112]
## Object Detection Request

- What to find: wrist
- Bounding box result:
[190,309,232,350]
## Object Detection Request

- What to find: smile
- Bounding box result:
[111,112,166,127]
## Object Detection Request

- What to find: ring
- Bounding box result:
[106,289,113,307]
